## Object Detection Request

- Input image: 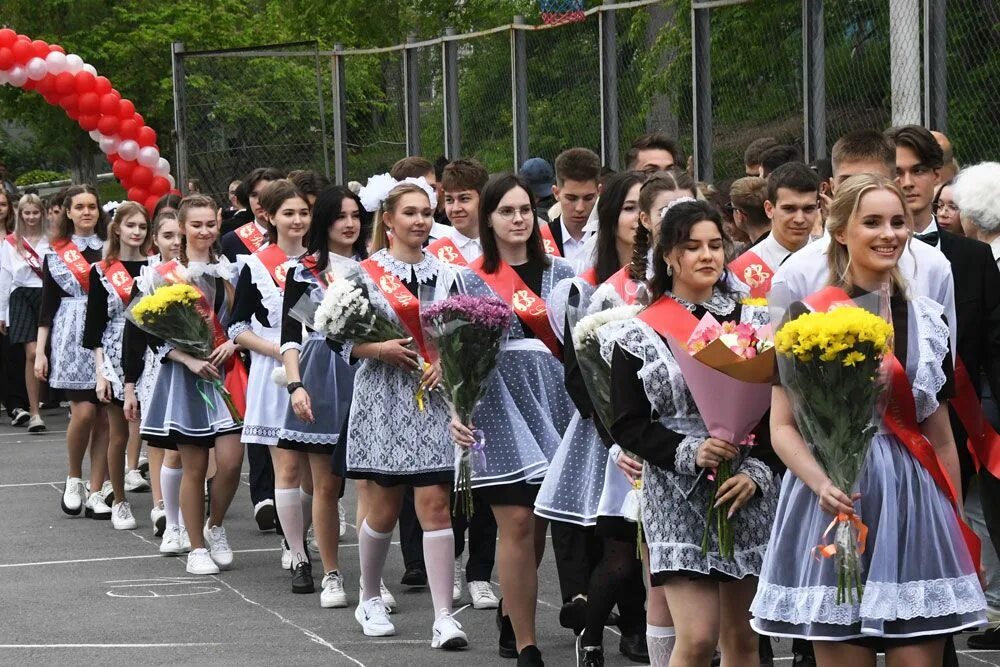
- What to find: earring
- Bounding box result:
[666,264,673,277]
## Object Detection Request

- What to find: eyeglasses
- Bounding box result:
[933,202,959,213]
[495,205,534,221]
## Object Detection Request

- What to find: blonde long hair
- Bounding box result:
[15,193,45,249]
[825,174,910,296]
[104,201,152,263]
[370,183,430,252]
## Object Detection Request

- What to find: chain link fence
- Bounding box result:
[171,0,1000,195]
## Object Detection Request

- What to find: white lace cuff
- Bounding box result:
[674,435,702,475]
[609,444,622,462]
[340,340,354,363]
[738,457,776,496]
[153,343,174,364]
[228,321,252,340]
[279,342,302,354]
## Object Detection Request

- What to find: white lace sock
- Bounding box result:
[646,624,675,667]
[423,528,455,616]
[160,465,182,529]
[275,487,306,561]
[300,488,313,534]
[359,520,393,601]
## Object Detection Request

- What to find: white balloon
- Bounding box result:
[88,130,102,142]
[26,58,48,81]
[166,175,175,189]
[137,146,160,168]
[155,157,170,176]
[99,136,121,155]
[7,66,27,88]
[118,140,140,162]
[82,63,97,77]
[45,51,67,75]
[65,54,84,74]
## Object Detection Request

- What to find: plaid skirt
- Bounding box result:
[8,287,41,344]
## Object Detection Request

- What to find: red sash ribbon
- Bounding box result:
[360,257,429,359]
[470,257,561,357]
[235,222,265,254]
[5,234,43,278]
[952,360,1000,479]
[539,224,562,257]
[101,259,136,306]
[606,266,642,305]
[728,250,773,298]
[300,254,330,288]
[426,236,468,267]
[802,286,981,571]
[254,244,289,290]
[637,294,700,343]
[51,238,93,293]
[578,267,598,286]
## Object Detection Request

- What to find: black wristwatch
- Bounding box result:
[286,382,305,394]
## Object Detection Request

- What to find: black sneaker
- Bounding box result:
[619,632,649,663]
[968,625,1000,650]
[759,635,774,667]
[578,641,604,667]
[291,558,314,594]
[516,645,543,666]
[254,500,276,532]
[10,408,29,427]
[558,596,587,635]
[400,566,427,587]
[497,600,517,659]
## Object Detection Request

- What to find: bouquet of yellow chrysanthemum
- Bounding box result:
[774,290,893,604]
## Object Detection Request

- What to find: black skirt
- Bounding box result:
[476,480,540,508]
[349,470,452,488]
[8,286,41,344]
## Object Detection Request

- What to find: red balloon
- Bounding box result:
[0,29,16,49]
[78,114,100,131]
[51,44,65,54]
[94,76,112,95]
[35,76,54,94]
[118,98,135,120]
[31,40,49,59]
[58,93,79,112]
[113,159,136,181]
[137,126,157,147]
[21,79,38,91]
[78,92,100,115]
[11,39,32,64]
[97,115,120,136]
[106,152,119,164]
[131,165,154,188]
[42,91,60,105]
[149,176,170,197]
[0,48,13,70]
[74,71,96,94]
[54,71,75,95]
[144,195,160,214]
[119,117,140,140]
[127,187,149,204]
[134,112,144,126]
[99,92,121,116]
[65,107,81,121]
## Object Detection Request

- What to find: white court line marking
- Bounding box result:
[0,481,67,488]
[0,643,225,648]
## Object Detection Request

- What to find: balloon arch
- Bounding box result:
[0,28,176,212]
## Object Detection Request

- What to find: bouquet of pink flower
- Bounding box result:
[665,310,775,559]
[421,294,512,516]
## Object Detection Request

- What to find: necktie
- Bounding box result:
[915,231,939,246]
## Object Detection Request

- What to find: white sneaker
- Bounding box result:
[100,480,115,505]
[431,611,468,650]
[27,414,46,432]
[453,558,463,602]
[281,539,293,570]
[180,527,191,552]
[61,476,85,515]
[360,577,397,613]
[307,526,320,557]
[111,501,137,530]
[11,408,29,426]
[150,501,166,537]
[355,597,395,636]
[186,547,220,575]
[160,526,185,555]
[321,571,348,608]
[203,524,233,569]
[84,492,111,519]
[124,469,150,492]
[339,500,347,537]
[468,580,499,609]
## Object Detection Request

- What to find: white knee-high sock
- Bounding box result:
[423,527,455,617]
[160,465,182,529]
[646,624,675,667]
[275,487,306,561]
[300,488,313,534]
[359,519,393,602]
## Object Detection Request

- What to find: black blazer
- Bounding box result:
[544,217,566,256]
[219,226,260,263]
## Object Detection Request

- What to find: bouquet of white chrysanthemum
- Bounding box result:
[312,271,409,346]
[572,304,643,430]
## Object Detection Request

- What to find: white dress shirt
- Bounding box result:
[915,217,942,249]
[0,235,49,321]
[988,237,1000,265]
[447,227,483,263]
[752,232,798,270]
[561,218,596,274]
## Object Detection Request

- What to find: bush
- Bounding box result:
[14,169,70,186]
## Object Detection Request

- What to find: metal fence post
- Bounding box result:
[170,41,189,192]
[313,41,331,179]
[802,0,826,161]
[512,16,529,170]
[600,0,620,170]
[331,44,348,184]
[403,34,421,157]
[924,0,947,131]
[443,27,461,159]
[889,0,922,126]
[691,5,713,182]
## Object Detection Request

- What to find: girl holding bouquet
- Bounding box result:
[604,199,780,666]
[83,202,152,531]
[122,195,242,576]
[35,185,111,519]
[346,180,467,650]
[229,180,311,588]
[449,173,577,666]
[279,186,365,607]
[751,175,987,665]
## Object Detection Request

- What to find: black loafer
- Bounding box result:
[968,626,1000,650]
[558,597,587,635]
[498,601,517,659]
[619,632,649,663]
[516,645,543,666]
[400,566,427,587]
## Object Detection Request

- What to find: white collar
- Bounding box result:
[667,287,738,317]
[371,248,440,284]
[71,234,104,250]
[920,217,940,236]
[561,218,593,245]
[450,228,479,247]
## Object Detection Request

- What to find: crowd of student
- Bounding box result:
[1,124,999,667]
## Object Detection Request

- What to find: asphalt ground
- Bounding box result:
[1,410,998,666]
